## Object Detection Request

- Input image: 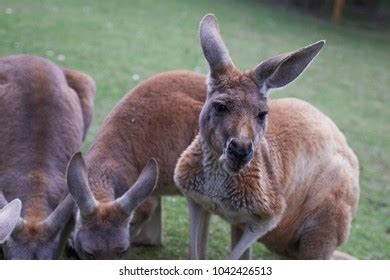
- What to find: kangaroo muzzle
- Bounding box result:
[224,138,253,173]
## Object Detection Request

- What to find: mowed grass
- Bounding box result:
[0,0,389,259]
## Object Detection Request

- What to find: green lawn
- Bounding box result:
[0,0,389,260]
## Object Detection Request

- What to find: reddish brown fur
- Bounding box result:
[83,65,357,259]
[82,203,129,227]
[67,71,206,259]
[175,76,359,259]
[85,71,205,200]
[174,14,359,260]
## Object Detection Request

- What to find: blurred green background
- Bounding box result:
[0,0,389,259]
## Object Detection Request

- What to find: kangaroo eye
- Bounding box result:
[257,111,268,121]
[214,103,228,113]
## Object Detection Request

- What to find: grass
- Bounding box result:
[0,0,389,260]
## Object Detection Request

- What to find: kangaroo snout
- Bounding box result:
[226,138,253,166]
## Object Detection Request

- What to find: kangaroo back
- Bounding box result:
[0,54,95,259]
[66,70,206,259]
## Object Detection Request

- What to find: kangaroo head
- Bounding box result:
[65,152,158,259]
[0,192,74,259]
[198,14,324,174]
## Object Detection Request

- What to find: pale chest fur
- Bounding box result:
[187,170,261,225]
[175,136,281,225]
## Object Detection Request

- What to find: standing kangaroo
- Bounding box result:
[0,55,95,259]
[65,71,205,259]
[174,14,359,259]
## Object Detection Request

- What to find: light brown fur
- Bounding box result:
[0,54,95,259]
[69,14,358,260]
[176,98,359,259]
[66,71,206,259]
[174,14,359,260]
[85,71,205,198]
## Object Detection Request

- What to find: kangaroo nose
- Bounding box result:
[227,138,253,161]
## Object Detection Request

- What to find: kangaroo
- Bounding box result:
[0,55,95,259]
[65,71,205,259]
[174,14,359,260]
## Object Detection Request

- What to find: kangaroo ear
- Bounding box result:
[63,69,95,140]
[199,14,236,80]
[0,191,8,209]
[66,152,97,216]
[0,199,22,243]
[116,159,159,215]
[43,194,75,236]
[252,40,325,96]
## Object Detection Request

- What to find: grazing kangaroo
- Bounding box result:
[174,14,359,260]
[66,71,205,259]
[0,55,95,259]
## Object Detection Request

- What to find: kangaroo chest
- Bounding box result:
[183,168,262,225]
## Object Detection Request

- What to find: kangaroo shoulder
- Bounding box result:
[174,134,204,191]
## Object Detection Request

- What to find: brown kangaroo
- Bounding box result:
[0,55,95,259]
[174,14,359,260]
[65,71,205,259]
